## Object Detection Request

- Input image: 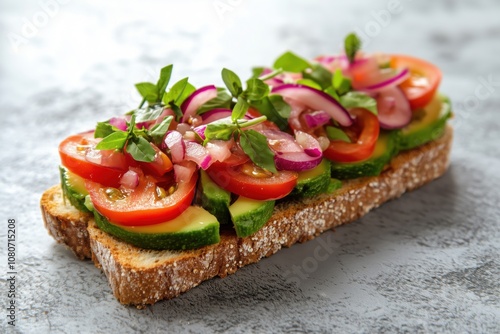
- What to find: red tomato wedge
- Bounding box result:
[324,108,380,163]
[207,161,298,200]
[59,132,128,187]
[86,172,198,226]
[390,55,442,110]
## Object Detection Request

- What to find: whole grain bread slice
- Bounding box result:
[41,126,453,306]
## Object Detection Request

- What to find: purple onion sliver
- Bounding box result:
[109,117,128,131]
[364,68,410,91]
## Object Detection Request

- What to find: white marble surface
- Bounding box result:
[1,0,499,333]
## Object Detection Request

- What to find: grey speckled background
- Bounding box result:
[1,0,500,333]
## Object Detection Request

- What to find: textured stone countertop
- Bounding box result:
[1,0,499,333]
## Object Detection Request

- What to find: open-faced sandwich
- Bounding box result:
[41,33,453,307]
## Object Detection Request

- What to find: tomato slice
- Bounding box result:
[324,108,380,163]
[390,55,442,110]
[207,161,298,200]
[59,132,129,187]
[86,171,197,226]
[136,144,173,177]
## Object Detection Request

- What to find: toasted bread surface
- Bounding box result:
[41,126,453,306]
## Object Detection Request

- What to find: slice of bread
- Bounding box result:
[40,126,453,307]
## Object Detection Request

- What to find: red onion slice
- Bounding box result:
[174,161,197,183]
[362,68,410,92]
[275,152,322,171]
[120,169,139,189]
[376,87,412,129]
[109,117,128,131]
[303,110,331,129]
[181,85,218,123]
[201,108,232,124]
[193,124,207,141]
[272,84,353,127]
[295,131,322,157]
[163,131,185,163]
[185,141,212,170]
[206,139,233,163]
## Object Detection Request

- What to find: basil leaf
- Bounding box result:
[239,130,277,173]
[333,68,351,95]
[95,121,114,138]
[324,86,340,101]
[326,126,351,143]
[250,95,290,131]
[197,88,232,114]
[135,82,158,104]
[251,67,265,78]
[222,68,243,97]
[302,64,332,89]
[170,103,184,122]
[296,79,322,90]
[244,78,269,101]
[156,64,173,102]
[273,51,310,73]
[134,105,165,123]
[126,136,156,162]
[204,119,238,142]
[345,33,361,64]
[340,91,378,115]
[149,115,173,147]
[163,77,196,106]
[232,97,249,122]
[95,131,129,150]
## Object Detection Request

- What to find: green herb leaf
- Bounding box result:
[244,78,269,101]
[340,91,378,115]
[163,77,196,106]
[135,82,159,104]
[95,121,114,138]
[126,136,156,162]
[333,68,352,95]
[239,130,277,173]
[171,103,184,122]
[257,68,283,81]
[222,68,243,97]
[345,32,361,64]
[134,105,165,123]
[324,86,340,101]
[273,51,311,73]
[149,115,173,147]
[326,126,351,143]
[197,88,232,114]
[250,95,290,131]
[156,64,173,102]
[232,97,249,122]
[302,64,332,89]
[95,131,129,150]
[251,67,265,78]
[204,119,238,142]
[296,79,322,90]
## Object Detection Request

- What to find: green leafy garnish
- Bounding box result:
[344,33,361,64]
[332,69,352,95]
[222,68,243,97]
[197,88,232,114]
[326,126,351,143]
[149,116,173,147]
[249,95,290,131]
[95,131,129,150]
[240,130,277,173]
[296,79,322,90]
[339,92,378,115]
[95,121,115,138]
[232,97,250,122]
[302,64,332,89]
[244,78,270,101]
[273,51,311,73]
[126,136,156,162]
[135,65,173,106]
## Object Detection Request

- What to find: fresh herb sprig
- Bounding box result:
[203,68,278,173]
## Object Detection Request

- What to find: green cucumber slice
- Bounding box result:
[290,159,332,198]
[59,166,90,213]
[199,170,231,225]
[93,206,220,250]
[229,196,275,237]
[330,131,398,180]
[397,95,452,151]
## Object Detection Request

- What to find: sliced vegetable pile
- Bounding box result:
[58,33,451,250]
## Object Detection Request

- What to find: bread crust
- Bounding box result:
[41,126,453,306]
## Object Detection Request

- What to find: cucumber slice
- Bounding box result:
[330,131,398,180]
[59,166,90,213]
[199,170,231,225]
[229,197,275,237]
[290,159,332,198]
[93,206,220,250]
[397,95,452,151]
